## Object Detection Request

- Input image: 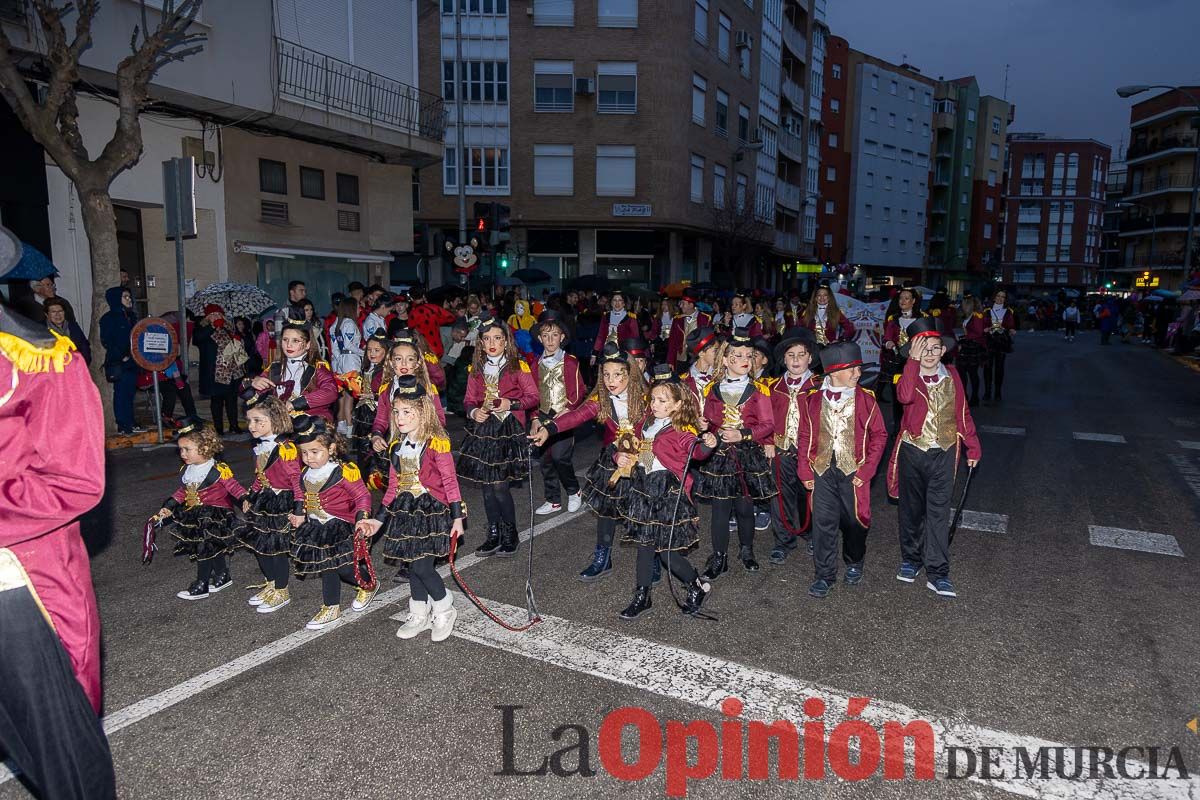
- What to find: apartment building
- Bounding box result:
[414,0,826,290]
[1100,159,1127,286]
[966,95,1014,280]
[999,133,1110,290]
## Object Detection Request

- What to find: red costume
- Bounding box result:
[380,436,465,517]
[253,359,339,423]
[796,386,888,528]
[666,312,713,365]
[408,301,457,358]
[463,361,540,427]
[593,311,641,356]
[804,312,857,344]
[701,379,775,446]
[526,351,587,415]
[372,377,447,434]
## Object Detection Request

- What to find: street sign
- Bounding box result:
[131,317,179,372]
[612,203,652,217]
[162,157,197,240]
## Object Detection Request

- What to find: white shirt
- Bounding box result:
[283,358,307,398]
[991,305,1007,325]
[733,312,755,329]
[689,363,713,394]
[540,349,565,368]
[305,461,338,484]
[609,310,627,328]
[898,314,917,332]
[483,354,506,378]
[815,305,829,324]
[253,435,278,458]
[362,312,387,340]
[611,390,629,422]
[183,459,215,485]
[660,311,673,338]
[397,436,425,460]
[820,377,854,402]
[642,417,671,472]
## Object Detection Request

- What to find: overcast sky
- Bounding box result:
[827,0,1200,159]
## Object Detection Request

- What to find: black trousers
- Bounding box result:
[635,545,698,587]
[539,430,579,504]
[209,381,240,433]
[321,565,362,606]
[160,378,197,420]
[983,352,1006,398]
[0,586,116,800]
[1064,320,1077,337]
[771,449,811,548]
[810,464,868,581]
[897,443,956,581]
[409,555,447,602]
[960,364,981,404]
[711,497,754,553]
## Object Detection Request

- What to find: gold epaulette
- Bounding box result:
[861,387,876,397]
[217,462,233,480]
[702,381,716,397]
[519,360,531,373]
[0,330,74,374]
[886,315,896,322]
[424,352,438,364]
[430,435,450,453]
[973,312,984,319]
[342,462,362,482]
[467,364,474,373]
[754,379,771,395]
[378,380,390,395]
[680,424,698,435]
[278,442,297,461]
[316,360,330,370]
[930,309,941,317]
[430,383,440,395]
[588,390,600,402]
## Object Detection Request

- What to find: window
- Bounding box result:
[738,39,751,77]
[869,107,877,122]
[1066,153,1079,194]
[863,236,871,250]
[962,165,970,178]
[693,0,707,43]
[905,116,913,132]
[259,159,287,194]
[870,74,879,90]
[445,145,509,190]
[1052,153,1065,195]
[713,163,726,209]
[865,204,873,218]
[596,145,636,196]
[866,171,874,187]
[444,60,509,103]
[916,152,928,167]
[737,104,750,142]
[900,209,908,222]
[824,200,834,214]
[985,196,994,212]
[883,175,892,190]
[442,0,508,13]
[598,0,637,27]
[735,174,747,211]
[533,0,574,25]
[597,63,637,113]
[918,181,926,197]
[960,191,967,205]
[889,80,897,95]
[442,62,456,100]
[900,149,913,164]
[882,144,896,160]
[989,143,999,160]
[923,91,931,106]
[443,147,457,188]
[717,13,731,61]
[883,206,891,221]
[830,98,840,113]
[534,61,573,111]
[715,89,729,137]
[915,240,923,252]
[901,178,910,193]
[690,154,705,202]
[992,115,1001,134]
[987,169,997,187]
[863,139,879,156]
[922,122,930,138]
[958,219,966,232]
[881,237,889,251]
[832,64,842,79]
[966,108,976,122]
[828,133,838,148]
[907,86,915,101]
[965,136,973,150]
[826,166,836,182]
[823,233,833,247]
[533,144,574,195]
[899,240,906,251]
[336,173,359,205]
[888,112,896,127]
[299,166,324,200]
[984,223,993,239]
[691,73,707,125]
[934,98,955,114]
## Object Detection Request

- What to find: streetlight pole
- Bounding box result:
[1117,84,1200,283]
[1118,201,1156,282]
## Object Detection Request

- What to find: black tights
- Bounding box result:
[961,364,981,403]
[321,566,361,606]
[635,546,697,587]
[710,497,754,553]
[255,554,291,590]
[482,482,517,528]
[595,516,617,548]
[197,554,227,583]
[408,556,447,602]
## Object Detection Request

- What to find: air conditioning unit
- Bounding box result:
[575,77,594,95]
[181,136,215,168]
[735,31,752,49]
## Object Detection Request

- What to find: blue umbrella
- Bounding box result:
[4,242,57,281]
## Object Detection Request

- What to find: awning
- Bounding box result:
[233,241,394,263]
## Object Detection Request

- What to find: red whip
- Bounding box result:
[448,531,542,632]
[352,532,378,592]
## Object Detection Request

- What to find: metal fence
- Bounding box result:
[275,38,446,141]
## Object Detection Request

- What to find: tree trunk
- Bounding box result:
[78,187,122,433]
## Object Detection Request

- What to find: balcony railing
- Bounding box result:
[1126,134,1198,161]
[782,24,807,60]
[275,38,447,141]
[775,230,801,253]
[1118,212,1194,234]
[776,179,801,211]
[781,76,804,109]
[778,128,803,162]
[1125,172,1195,196]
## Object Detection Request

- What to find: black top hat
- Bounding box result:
[751,335,772,359]
[649,362,680,385]
[725,326,755,350]
[686,325,719,356]
[680,286,701,303]
[621,335,650,359]
[532,309,568,338]
[820,341,864,374]
[774,327,820,368]
[245,392,272,411]
[175,415,205,437]
[292,414,327,444]
[898,316,957,358]
[390,374,427,401]
[597,341,628,367]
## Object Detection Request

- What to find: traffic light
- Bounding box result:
[498,251,510,272]
[473,201,491,236]
[490,203,511,247]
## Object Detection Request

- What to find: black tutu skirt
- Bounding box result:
[956,338,987,369]
[235,489,295,556]
[457,413,530,484]
[379,492,454,562]
[580,443,633,519]
[622,469,700,551]
[291,517,355,576]
[165,504,238,561]
[351,402,389,488]
[694,440,777,502]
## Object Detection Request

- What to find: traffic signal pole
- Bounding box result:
[454,0,467,287]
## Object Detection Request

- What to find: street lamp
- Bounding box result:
[1118,201,1156,279]
[1116,84,1200,281]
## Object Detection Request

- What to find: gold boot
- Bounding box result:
[248,581,275,607]
[256,587,291,614]
[305,604,340,629]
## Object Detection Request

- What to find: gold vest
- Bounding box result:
[814,313,829,346]
[483,371,510,421]
[183,483,202,509]
[812,393,857,476]
[303,476,333,522]
[775,385,805,451]
[902,377,959,451]
[538,358,569,415]
[719,384,744,429]
[254,451,270,488]
[393,446,427,497]
[606,314,623,343]
[897,316,914,347]
[678,315,698,362]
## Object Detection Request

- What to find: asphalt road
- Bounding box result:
[4,329,1200,800]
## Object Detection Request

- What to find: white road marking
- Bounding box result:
[1072,432,1127,444]
[979,425,1026,436]
[0,507,588,788]
[1089,526,1184,558]
[958,510,1008,534]
[1178,441,1200,451]
[1167,454,1200,502]
[442,596,1199,800]
[1170,417,1197,429]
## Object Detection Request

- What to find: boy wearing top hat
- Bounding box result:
[796,341,888,598]
[681,326,721,407]
[622,335,652,383]
[767,328,821,564]
[528,311,587,515]
[887,317,981,598]
[667,288,713,368]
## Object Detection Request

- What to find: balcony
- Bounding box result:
[935,147,953,161]
[775,230,801,253]
[929,232,946,243]
[1124,172,1195,199]
[933,171,951,187]
[782,24,807,61]
[1117,212,1194,235]
[781,76,804,109]
[1121,251,1187,268]
[274,38,446,165]
[776,179,802,211]
[778,128,803,162]
[1126,134,1198,164]
[931,204,948,215]
[933,111,955,132]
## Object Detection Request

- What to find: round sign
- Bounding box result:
[131,317,179,372]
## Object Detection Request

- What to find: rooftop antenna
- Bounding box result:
[1003,63,1010,100]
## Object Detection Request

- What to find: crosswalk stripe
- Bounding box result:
[978,425,1026,436]
[958,510,1008,534]
[1168,454,1200,502]
[1073,432,1127,444]
[1178,441,1200,451]
[1088,526,1184,558]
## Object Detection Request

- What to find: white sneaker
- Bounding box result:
[535,501,562,516]
[396,598,432,639]
[429,591,458,643]
[567,493,582,513]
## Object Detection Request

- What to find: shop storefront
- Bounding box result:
[596,229,667,290]
[234,242,390,311]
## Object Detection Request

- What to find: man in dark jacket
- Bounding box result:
[98,286,143,434]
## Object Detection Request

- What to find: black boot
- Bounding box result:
[392,563,410,583]
[208,568,233,592]
[739,545,760,572]
[682,578,711,615]
[702,551,728,581]
[496,522,520,557]
[619,586,653,619]
[475,524,501,557]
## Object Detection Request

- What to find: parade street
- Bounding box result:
[5,331,1200,800]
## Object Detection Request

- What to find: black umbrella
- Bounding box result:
[428,283,468,303]
[566,275,612,292]
[512,268,552,284]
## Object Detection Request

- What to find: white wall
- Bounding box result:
[46,95,228,328]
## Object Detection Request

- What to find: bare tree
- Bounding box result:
[710,188,771,286]
[0,0,205,414]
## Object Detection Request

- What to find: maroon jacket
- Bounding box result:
[593,312,640,355]
[298,464,372,522]
[165,462,248,510]
[249,441,303,496]
[464,360,540,427]
[930,306,958,333]
[881,312,927,352]
[372,377,447,435]
[983,306,1017,352]
[887,359,982,498]
[805,313,857,344]
[630,420,715,498]
[547,395,633,446]
[796,386,887,527]
[253,360,339,423]
[424,352,447,392]
[701,378,775,446]
[666,312,713,365]
[767,372,821,445]
[963,311,988,344]
[378,435,465,519]
[526,352,587,420]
